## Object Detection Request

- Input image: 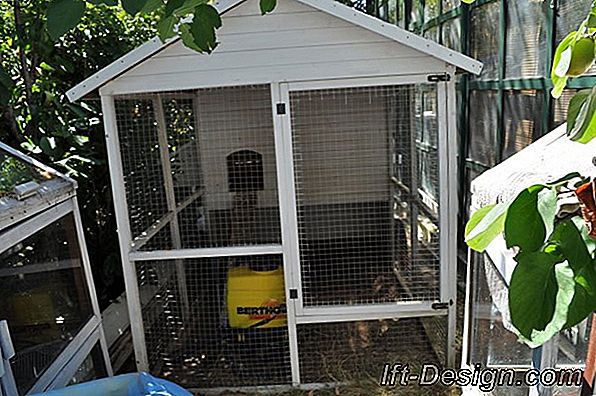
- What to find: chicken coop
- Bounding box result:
[0,143,111,396]
[462,124,595,396]
[68,0,482,391]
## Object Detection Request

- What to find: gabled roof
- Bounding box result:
[67,0,482,102]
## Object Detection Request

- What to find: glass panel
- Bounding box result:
[136,256,291,387]
[68,343,107,385]
[469,254,533,367]
[505,0,548,79]
[442,16,462,52]
[423,26,439,43]
[470,2,501,81]
[290,85,441,307]
[442,0,460,13]
[468,90,499,167]
[502,90,545,160]
[0,214,94,394]
[424,0,440,22]
[552,89,578,130]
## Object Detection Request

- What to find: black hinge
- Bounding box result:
[289,289,298,299]
[431,299,453,310]
[276,103,286,115]
[427,74,451,82]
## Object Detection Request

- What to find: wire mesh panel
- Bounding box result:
[115,98,170,246]
[114,85,281,251]
[137,255,292,388]
[289,84,441,307]
[297,317,446,387]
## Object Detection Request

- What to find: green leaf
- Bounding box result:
[464,202,508,252]
[189,4,222,53]
[549,220,592,273]
[157,15,177,41]
[121,0,150,15]
[571,215,596,254]
[509,252,572,340]
[565,277,596,328]
[165,0,205,17]
[524,261,576,347]
[46,0,86,39]
[260,0,276,14]
[568,85,596,143]
[504,185,556,252]
[141,0,164,13]
[551,32,578,98]
[567,89,591,136]
[178,24,203,52]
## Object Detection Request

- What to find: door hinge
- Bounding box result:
[276,103,287,115]
[427,74,451,82]
[289,289,298,299]
[431,300,453,310]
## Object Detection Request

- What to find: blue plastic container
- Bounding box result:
[32,372,193,396]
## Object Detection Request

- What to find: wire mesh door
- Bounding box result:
[284,79,449,316]
[112,85,296,387]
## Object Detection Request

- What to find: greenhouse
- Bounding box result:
[0,143,111,395]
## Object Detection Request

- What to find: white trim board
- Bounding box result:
[67,0,482,102]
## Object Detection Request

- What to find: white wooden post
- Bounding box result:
[100,93,150,371]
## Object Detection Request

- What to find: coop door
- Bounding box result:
[283,79,449,316]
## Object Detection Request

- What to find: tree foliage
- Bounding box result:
[0,0,157,306]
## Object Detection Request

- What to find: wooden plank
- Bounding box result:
[127,42,424,78]
[157,26,394,57]
[103,58,445,95]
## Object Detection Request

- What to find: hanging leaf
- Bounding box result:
[565,272,596,328]
[551,32,578,98]
[157,15,177,41]
[509,252,573,340]
[567,85,596,143]
[464,202,509,252]
[260,0,276,14]
[549,220,592,272]
[46,0,87,39]
[178,24,203,52]
[504,185,557,252]
[121,0,151,15]
[567,89,591,135]
[141,0,165,13]
[189,4,222,53]
[165,0,204,17]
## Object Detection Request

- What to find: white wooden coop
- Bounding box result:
[462,124,595,396]
[68,0,481,390]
